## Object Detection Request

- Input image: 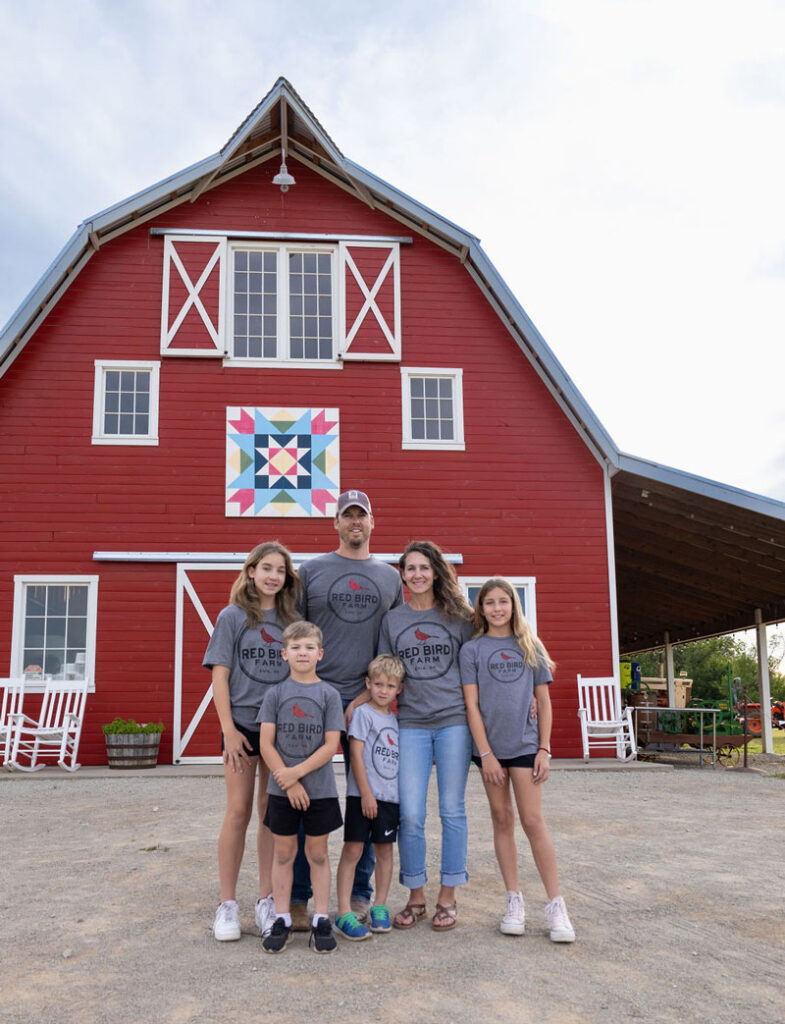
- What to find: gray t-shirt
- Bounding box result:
[346,703,399,804]
[378,604,473,730]
[258,678,344,799]
[203,604,288,729]
[298,552,403,700]
[459,634,552,758]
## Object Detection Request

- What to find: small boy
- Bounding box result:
[258,621,344,953]
[335,654,405,940]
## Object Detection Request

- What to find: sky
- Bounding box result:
[1,0,784,502]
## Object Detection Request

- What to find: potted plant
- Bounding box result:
[102,718,164,769]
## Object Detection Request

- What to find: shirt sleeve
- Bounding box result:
[348,704,371,744]
[257,686,279,724]
[459,641,479,686]
[377,613,392,655]
[323,687,345,733]
[202,606,235,670]
[296,561,309,620]
[533,659,553,687]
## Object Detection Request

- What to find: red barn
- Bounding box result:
[4,79,784,764]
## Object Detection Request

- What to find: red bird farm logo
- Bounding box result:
[393,621,454,680]
[237,620,287,684]
[328,573,382,623]
[371,724,399,779]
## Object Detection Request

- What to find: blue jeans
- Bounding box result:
[291,699,375,905]
[398,724,472,889]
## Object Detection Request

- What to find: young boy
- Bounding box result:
[334,654,405,940]
[258,621,344,953]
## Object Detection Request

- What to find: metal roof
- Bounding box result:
[2,77,784,650]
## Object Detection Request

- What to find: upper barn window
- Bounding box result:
[229,245,337,367]
[159,234,402,364]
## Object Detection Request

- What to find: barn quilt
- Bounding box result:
[226,407,340,517]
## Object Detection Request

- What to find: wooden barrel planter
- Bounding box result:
[105,732,162,769]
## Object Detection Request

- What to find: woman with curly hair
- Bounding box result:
[377,540,474,932]
[203,541,301,941]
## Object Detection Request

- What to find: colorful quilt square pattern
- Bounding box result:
[226,407,340,517]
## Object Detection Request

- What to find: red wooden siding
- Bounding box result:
[0,158,613,762]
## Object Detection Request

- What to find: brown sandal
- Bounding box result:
[393,902,426,929]
[431,902,457,931]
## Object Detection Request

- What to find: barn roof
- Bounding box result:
[2,76,784,652]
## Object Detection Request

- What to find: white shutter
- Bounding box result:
[338,241,401,361]
[160,235,226,356]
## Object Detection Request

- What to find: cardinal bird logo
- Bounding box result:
[292,703,313,719]
[414,628,435,641]
[349,579,368,591]
[500,652,510,660]
[261,628,275,643]
[387,733,396,746]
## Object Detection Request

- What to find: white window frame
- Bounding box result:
[459,576,538,634]
[224,242,341,369]
[401,367,465,451]
[92,360,160,445]
[10,575,99,692]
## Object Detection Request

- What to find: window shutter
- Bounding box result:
[338,241,401,361]
[160,236,226,356]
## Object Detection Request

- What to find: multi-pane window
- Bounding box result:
[92,361,160,445]
[229,245,336,364]
[11,576,99,686]
[401,367,465,450]
[460,578,538,633]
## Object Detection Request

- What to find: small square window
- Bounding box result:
[401,368,465,451]
[92,361,159,445]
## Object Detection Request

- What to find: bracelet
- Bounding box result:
[479,750,491,758]
[538,746,551,756]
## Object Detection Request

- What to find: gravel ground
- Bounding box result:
[1,762,784,1024]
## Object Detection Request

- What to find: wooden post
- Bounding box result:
[755,609,774,754]
[664,631,676,707]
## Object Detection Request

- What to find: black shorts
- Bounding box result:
[343,795,400,844]
[221,721,261,758]
[264,794,343,837]
[471,752,537,770]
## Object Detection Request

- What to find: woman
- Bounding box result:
[203,541,301,941]
[377,540,473,931]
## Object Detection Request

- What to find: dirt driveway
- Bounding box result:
[1,762,783,1024]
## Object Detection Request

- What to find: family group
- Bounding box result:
[203,489,575,954]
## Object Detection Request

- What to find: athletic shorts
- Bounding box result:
[264,794,343,837]
[471,752,537,770]
[221,721,261,758]
[343,795,400,844]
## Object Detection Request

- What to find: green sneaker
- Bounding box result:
[369,905,392,933]
[335,911,371,941]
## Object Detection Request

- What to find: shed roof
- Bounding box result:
[2,77,784,651]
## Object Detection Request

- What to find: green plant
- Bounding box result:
[102,717,165,735]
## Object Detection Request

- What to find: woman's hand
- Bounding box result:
[532,749,550,784]
[286,781,310,810]
[481,752,506,787]
[223,726,253,773]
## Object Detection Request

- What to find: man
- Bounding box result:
[290,490,403,929]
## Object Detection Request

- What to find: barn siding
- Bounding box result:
[0,159,613,761]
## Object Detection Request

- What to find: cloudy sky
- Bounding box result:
[2,0,784,501]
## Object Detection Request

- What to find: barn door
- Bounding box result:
[160,235,226,357]
[338,241,401,360]
[173,562,240,763]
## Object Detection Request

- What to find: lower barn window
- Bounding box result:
[92,360,159,445]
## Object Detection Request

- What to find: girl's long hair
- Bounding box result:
[229,541,301,629]
[399,540,472,621]
[472,577,555,670]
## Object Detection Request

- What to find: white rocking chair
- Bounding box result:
[1,678,26,767]
[577,674,636,762]
[6,678,89,772]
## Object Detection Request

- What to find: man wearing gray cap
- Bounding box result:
[290,490,403,927]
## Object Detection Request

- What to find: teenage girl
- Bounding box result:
[203,541,301,941]
[459,577,575,942]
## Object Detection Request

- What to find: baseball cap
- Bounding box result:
[337,490,372,515]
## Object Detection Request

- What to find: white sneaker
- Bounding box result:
[545,896,575,943]
[500,890,525,935]
[255,895,276,937]
[213,900,241,941]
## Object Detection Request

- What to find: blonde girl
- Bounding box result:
[203,541,301,941]
[459,577,575,942]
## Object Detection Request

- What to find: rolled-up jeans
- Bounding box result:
[291,698,375,905]
[398,724,472,889]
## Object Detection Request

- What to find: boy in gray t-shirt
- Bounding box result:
[334,654,405,941]
[258,622,344,954]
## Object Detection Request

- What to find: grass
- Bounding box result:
[744,733,785,755]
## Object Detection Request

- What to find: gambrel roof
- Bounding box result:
[3,76,785,650]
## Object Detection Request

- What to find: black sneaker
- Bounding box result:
[262,917,292,953]
[309,916,337,953]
